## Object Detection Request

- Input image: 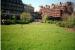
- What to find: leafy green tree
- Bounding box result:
[42,15,48,23]
[20,12,32,23]
[66,2,74,15]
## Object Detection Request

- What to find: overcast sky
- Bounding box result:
[22,0,75,11]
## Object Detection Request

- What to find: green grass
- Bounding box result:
[1,23,75,50]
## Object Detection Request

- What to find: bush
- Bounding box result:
[58,15,75,28]
[7,20,16,25]
[5,20,11,25]
[16,20,31,24]
[1,15,17,25]
[57,21,66,27]
[1,19,11,25]
[47,20,58,24]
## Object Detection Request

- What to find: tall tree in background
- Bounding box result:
[66,2,74,15]
[20,12,32,22]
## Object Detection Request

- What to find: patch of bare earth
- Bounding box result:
[65,27,75,32]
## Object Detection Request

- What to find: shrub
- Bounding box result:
[45,19,58,24]
[1,15,17,25]
[16,20,31,24]
[57,21,66,27]
[58,14,75,28]
[1,19,11,25]
[5,20,16,25]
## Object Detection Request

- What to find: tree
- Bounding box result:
[20,12,32,23]
[42,15,48,23]
[66,2,74,15]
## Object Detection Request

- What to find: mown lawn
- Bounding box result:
[1,23,75,50]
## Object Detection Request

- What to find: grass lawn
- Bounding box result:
[1,23,75,50]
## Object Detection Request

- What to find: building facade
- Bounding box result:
[1,0,24,20]
[39,2,74,19]
[1,0,34,20]
[24,4,34,13]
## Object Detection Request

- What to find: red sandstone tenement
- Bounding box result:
[39,2,74,18]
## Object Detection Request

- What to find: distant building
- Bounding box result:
[24,4,34,18]
[31,12,42,22]
[39,2,74,19]
[24,4,34,13]
[1,0,24,20]
[1,0,34,20]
